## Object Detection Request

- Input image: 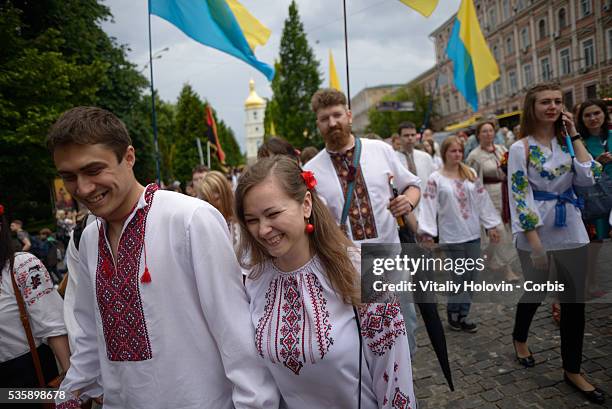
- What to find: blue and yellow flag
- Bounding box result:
[149,0,274,80]
[446,0,499,111]
[398,0,439,17]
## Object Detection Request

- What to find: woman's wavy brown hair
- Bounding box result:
[518,83,564,144]
[440,136,476,182]
[195,171,234,222]
[235,156,360,304]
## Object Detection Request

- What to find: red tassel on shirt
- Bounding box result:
[141,266,151,283]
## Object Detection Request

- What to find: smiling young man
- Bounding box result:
[303,89,421,355]
[48,107,279,409]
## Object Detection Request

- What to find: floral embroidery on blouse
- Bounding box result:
[453,180,470,220]
[528,145,570,180]
[591,160,603,178]
[359,302,406,357]
[423,179,437,199]
[511,170,539,230]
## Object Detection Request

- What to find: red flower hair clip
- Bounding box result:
[0,204,4,216]
[301,171,317,190]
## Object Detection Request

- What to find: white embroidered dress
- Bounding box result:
[57,185,279,409]
[507,136,597,251]
[246,253,416,409]
[0,253,66,363]
[418,171,502,243]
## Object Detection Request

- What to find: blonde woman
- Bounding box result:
[418,137,502,333]
[196,171,239,248]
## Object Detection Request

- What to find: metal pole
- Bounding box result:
[148,0,162,186]
[207,142,211,169]
[342,0,351,108]
[196,137,204,165]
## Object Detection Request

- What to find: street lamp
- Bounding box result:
[140,47,170,72]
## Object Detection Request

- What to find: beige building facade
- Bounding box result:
[350,84,403,136]
[426,0,612,129]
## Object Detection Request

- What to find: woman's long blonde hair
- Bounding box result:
[235,156,360,305]
[440,136,476,182]
[196,171,235,222]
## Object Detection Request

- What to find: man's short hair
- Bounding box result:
[47,107,131,162]
[398,122,417,134]
[311,88,347,113]
[11,220,23,227]
[192,164,210,176]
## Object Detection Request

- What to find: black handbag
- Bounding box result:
[575,171,612,221]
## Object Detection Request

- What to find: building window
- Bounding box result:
[494,78,504,97]
[580,0,592,18]
[607,29,612,62]
[509,70,518,92]
[563,90,574,110]
[488,8,497,30]
[445,98,450,114]
[502,0,510,20]
[506,36,514,54]
[559,48,571,75]
[585,84,597,100]
[253,111,258,120]
[485,86,492,102]
[516,0,526,11]
[493,45,500,61]
[538,19,547,40]
[558,8,567,30]
[520,27,530,49]
[523,64,533,87]
[582,38,595,68]
[454,94,460,112]
[540,57,552,81]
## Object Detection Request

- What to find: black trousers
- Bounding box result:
[0,344,59,409]
[512,246,587,374]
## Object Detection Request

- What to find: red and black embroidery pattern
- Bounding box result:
[14,254,53,306]
[96,184,157,362]
[56,398,81,409]
[329,148,378,241]
[255,261,333,375]
[359,302,406,356]
[391,388,412,409]
[453,180,470,220]
[423,179,437,200]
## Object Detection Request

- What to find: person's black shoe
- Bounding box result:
[459,317,478,333]
[448,313,461,331]
[512,339,535,368]
[564,373,606,405]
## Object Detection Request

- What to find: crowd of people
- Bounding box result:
[1,84,610,408]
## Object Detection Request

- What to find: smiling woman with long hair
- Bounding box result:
[235,156,416,409]
[507,83,605,404]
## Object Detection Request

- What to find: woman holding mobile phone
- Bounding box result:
[507,83,605,404]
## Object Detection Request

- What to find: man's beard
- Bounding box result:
[324,125,352,152]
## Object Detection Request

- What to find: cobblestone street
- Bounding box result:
[413,301,612,408]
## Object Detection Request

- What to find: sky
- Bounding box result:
[101,0,461,151]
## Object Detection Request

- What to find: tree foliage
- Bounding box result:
[366,85,437,137]
[269,1,322,149]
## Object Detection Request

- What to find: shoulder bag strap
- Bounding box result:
[340,137,362,227]
[353,306,363,409]
[9,258,47,388]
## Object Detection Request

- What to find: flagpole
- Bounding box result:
[148,0,162,186]
[342,0,351,108]
[207,142,211,169]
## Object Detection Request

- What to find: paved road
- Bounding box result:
[412,301,612,408]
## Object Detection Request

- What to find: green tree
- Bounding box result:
[270,1,322,148]
[173,84,207,184]
[366,85,437,137]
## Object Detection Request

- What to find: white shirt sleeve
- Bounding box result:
[58,228,104,404]
[417,175,439,238]
[473,178,502,229]
[385,144,421,194]
[359,302,416,409]
[188,206,280,409]
[572,156,598,187]
[507,142,543,233]
[14,254,66,341]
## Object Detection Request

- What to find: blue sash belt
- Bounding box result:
[532,187,584,227]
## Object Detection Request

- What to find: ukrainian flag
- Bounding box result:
[446,0,499,111]
[149,0,274,80]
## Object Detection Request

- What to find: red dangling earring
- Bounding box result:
[305,218,314,234]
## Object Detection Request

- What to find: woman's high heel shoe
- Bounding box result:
[563,373,605,405]
[512,339,535,368]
